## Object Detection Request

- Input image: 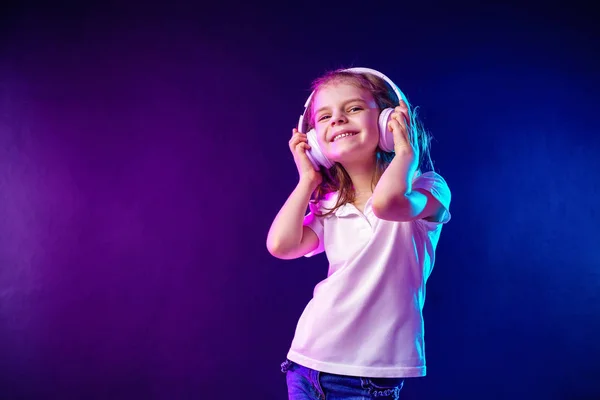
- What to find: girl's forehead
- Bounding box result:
[313,82,372,106]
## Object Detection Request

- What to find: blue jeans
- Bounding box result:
[281,359,404,399]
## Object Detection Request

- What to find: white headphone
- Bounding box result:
[297,67,407,171]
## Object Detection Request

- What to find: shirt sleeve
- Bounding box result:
[412,171,452,224]
[303,201,325,257]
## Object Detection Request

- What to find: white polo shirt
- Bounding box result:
[286,171,451,378]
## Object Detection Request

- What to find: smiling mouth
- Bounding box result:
[332,132,358,142]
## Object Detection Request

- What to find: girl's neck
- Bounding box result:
[343,159,377,195]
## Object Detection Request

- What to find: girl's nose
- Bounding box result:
[330,112,347,126]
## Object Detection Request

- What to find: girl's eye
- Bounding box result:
[349,106,363,112]
[318,115,330,122]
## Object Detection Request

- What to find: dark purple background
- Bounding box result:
[1,1,599,399]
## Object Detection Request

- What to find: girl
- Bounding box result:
[267,67,451,399]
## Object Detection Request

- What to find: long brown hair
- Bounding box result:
[306,69,433,217]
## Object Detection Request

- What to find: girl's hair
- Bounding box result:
[306,69,434,217]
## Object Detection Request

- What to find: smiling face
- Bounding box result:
[311,81,380,167]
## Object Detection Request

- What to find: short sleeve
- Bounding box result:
[303,201,325,257]
[413,171,452,224]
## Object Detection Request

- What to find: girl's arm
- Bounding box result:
[372,151,444,222]
[372,104,444,222]
[266,180,319,260]
[267,129,322,259]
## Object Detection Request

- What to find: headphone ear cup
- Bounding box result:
[305,129,334,170]
[378,108,395,152]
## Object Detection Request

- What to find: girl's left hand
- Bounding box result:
[388,101,418,164]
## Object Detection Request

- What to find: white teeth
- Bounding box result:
[333,132,356,142]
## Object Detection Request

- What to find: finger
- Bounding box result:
[395,102,408,111]
[291,130,299,141]
[388,117,401,130]
[393,106,409,125]
[290,138,303,152]
[295,142,307,153]
[289,134,308,146]
[296,143,312,157]
[291,132,307,141]
[388,118,407,138]
[392,115,409,133]
[393,118,417,147]
[292,129,307,141]
[392,109,409,124]
[290,139,307,151]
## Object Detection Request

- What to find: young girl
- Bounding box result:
[267,67,451,399]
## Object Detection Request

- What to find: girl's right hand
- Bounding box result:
[289,129,322,187]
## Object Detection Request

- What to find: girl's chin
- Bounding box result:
[327,143,378,159]
[328,151,378,166]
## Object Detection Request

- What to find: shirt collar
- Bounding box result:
[319,192,369,217]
